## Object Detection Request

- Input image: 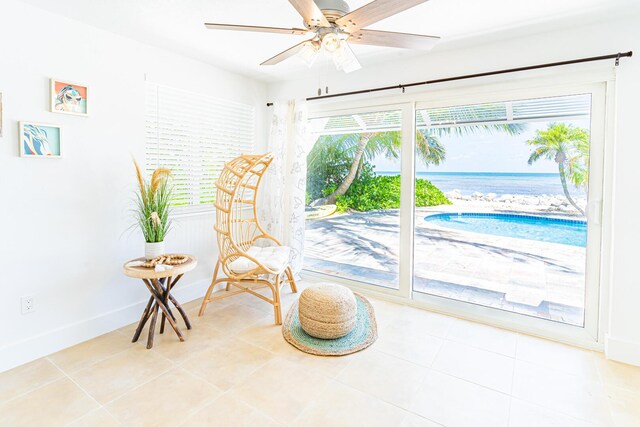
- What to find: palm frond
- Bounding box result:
[526,123,590,189]
[416,131,446,166]
[428,122,527,138]
[527,147,551,165]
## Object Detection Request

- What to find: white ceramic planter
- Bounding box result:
[145,241,165,260]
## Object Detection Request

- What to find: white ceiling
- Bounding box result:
[19,0,636,82]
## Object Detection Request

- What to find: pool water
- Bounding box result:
[424,213,587,247]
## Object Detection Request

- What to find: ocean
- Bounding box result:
[377,172,587,197]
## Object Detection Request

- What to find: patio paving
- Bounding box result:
[304,206,586,326]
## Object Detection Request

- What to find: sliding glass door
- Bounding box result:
[304,106,407,292]
[303,81,607,343]
[411,85,605,341]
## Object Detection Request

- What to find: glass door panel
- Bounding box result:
[412,93,596,327]
[304,109,403,289]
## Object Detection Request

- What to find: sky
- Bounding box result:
[373,119,591,174]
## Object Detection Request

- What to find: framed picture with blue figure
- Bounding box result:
[50,79,88,116]
[19,122,62,158]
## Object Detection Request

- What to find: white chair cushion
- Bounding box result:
[228,245,291,274]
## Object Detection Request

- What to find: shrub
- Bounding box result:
[335,174,451,212]
[415,178,452,207]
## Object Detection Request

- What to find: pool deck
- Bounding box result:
[304,203,586,326]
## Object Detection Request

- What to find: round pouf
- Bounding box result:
[298,283,357,339]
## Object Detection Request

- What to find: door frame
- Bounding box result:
[307,102,415,299]
[410,82,607,347]
[304,69,616,350]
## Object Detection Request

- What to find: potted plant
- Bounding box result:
[133,159,172,260]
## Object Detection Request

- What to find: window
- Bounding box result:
[413,93,593,327]
[305,108,404,289]
[145,82,255,210]
[304,82,606,345]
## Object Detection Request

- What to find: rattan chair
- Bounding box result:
[198,153,297,324]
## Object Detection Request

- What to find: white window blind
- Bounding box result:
[145,82,255,210]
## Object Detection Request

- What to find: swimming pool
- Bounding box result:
[423,213,587,247]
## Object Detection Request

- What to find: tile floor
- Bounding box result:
[1,281,639,426]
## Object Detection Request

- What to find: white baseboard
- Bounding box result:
[0,278,210,373]
[605,334,640,366]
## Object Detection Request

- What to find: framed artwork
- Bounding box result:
[19,122,62,158]
[50,79,88,116]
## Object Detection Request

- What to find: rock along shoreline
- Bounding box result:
[444,189,586,215]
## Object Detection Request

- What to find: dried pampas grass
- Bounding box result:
[132,158,173,243]
[133,158,146,199]
[151,168,171,195]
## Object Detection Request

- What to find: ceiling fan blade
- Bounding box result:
[336,0,430,32]
[204,23,309,35]
[288,0,331,28]
[261,40,311,65]
[347,29,439,50]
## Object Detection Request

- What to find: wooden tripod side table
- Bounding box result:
[123,254,197,349]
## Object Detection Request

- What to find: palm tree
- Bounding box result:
[526,123,590,216]
[309,122,526,206]
[309,130,446,205]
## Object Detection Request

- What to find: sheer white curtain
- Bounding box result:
[260,100,311,274]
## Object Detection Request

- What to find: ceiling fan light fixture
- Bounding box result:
[331,40,361,73]
[298,40,321,67]
[321,32,341,52]
[204,0,438,71]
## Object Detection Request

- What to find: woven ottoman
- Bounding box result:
[298,283,357,339]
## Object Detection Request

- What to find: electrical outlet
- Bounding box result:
[21,295,35,314]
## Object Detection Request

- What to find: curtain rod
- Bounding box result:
[265,51,632,106]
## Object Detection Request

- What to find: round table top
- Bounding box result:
[123,254,198,280]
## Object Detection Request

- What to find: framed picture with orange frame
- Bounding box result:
[50,79,88,116]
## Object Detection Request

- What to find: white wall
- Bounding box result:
[0,0,268,372]
[268,12,640,365]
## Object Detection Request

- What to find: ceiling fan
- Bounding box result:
[205,0,439,73]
